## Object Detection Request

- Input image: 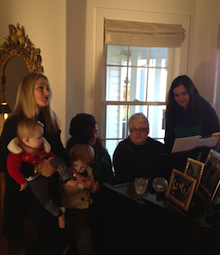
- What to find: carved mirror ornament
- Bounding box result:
[0,24,44,103]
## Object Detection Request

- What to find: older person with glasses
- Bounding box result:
[113,113,165,184]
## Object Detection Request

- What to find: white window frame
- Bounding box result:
[105,45,172,137]
[94,7,190,147]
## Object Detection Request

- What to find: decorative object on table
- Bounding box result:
[152,177,168,192]
[184,158,205,191]
[134,177,148,195]
[201,149,220,201]
[165,169,197,211]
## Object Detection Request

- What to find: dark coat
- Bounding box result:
[113,136,165,184]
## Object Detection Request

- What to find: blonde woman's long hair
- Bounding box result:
[12,72,59,134]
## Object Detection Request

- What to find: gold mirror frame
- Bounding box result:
[0,24,44,103]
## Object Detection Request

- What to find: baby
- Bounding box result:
[62,143,99,254]
[6,118,77,228]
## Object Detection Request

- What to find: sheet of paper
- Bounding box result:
[171,135,201,153]
[212,132,220,146]
[197,136,218,147]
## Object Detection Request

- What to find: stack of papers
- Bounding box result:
[171,135,219,153]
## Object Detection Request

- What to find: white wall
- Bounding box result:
[66,0,87,143]
[1,0,220,145]
[0,0,66,142]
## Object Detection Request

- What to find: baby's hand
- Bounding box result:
[85,177,95,185]
[77,176,93,188]
[84,178,95,188]
[58,213,65,229]
[90,181,99,193]
[20,181,28,191]
[66,179,79,187]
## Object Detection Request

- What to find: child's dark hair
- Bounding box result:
[69,144,94,166]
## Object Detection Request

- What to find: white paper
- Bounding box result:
[171,135,201,153]
[197,136,218,147]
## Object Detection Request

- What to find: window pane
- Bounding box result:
[149,48,168,67]
[129,105,148,120]
[106,66,128,101]
[106,105,128,139]
[156,138,165,144]
[107,45,128,66]
[106,139,122,162]
[148,105,166,139]
[129,47,149,67]
[147,68,167,102]
[106,104,150,139]
[129,67,147,101]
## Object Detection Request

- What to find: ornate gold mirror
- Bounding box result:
[0,24,44,105]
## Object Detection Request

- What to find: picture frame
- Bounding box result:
[184,158,205,190]
[165,169,197,211]
[201,149,220,201]
[165,199,188,218]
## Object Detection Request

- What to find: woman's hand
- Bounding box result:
[40,157,56,177]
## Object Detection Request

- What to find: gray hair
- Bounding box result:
[128,113,149,129]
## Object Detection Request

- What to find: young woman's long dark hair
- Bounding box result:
[66,113,105,162]
[166,75,211,128]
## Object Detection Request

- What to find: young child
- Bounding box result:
[62,143,99,255]
[6,118,77,229]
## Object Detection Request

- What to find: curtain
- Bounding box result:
[105,19,185,47]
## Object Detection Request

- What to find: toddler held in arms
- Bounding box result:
[6,118,78,229]
[62,143,99,255]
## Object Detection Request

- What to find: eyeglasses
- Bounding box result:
[129,128,148,133]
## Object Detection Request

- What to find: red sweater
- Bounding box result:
[7,143,55,185]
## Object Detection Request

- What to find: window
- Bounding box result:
[95,12,189,161]
[105,45,171,159]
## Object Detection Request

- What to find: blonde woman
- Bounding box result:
[0,72,69,255]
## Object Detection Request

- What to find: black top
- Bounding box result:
[113,136,165,184]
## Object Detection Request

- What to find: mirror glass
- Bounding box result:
[4,56,28,111]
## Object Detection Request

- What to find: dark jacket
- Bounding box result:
[165,107,220,153]
[113,136,165,184]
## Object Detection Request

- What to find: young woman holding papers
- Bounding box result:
[165,75,220,152]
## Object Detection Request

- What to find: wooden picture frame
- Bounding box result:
[184,158,205,190]
[165,169,197,211]
[201,149,220,201]
[165,199,188,218]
